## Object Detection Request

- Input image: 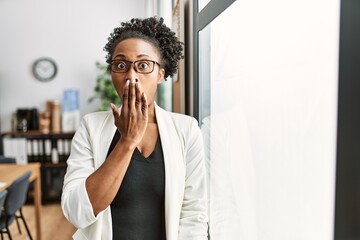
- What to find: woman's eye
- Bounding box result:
[137,62,149,69]
[117,62,127,69]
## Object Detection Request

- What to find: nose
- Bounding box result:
[124,64,139,82]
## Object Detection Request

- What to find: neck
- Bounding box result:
[147,102,157,123]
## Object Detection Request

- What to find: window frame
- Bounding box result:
[192,0,236,121]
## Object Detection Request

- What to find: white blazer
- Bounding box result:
[61,104,208,240]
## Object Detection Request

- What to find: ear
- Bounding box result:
[157,68,165,84]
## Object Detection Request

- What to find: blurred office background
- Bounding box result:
[1,0,359,239]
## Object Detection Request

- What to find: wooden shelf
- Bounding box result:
[1,130,75,138]
[42,162,67,168]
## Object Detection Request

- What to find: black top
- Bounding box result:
[107,130,166,240]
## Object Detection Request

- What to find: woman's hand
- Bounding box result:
[110,78,148,148]
[86,78,147,215]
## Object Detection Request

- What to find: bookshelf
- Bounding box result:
[1,131,75,203]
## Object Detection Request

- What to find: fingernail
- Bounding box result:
[130,78,135,84]
[126,80,130,86]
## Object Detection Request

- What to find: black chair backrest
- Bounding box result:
[0,190,7,218]
[0,156,16,164]
[4,171,31,216]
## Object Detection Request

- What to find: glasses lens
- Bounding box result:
[134,60,154,73]
[111,60,129,73]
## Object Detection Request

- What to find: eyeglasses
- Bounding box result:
[110,59,161,74]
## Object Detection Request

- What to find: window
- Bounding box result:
[194,0,339,239]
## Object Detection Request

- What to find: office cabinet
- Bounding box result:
[1,131,74,203]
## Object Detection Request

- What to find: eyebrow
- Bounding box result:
[113,54,151,59]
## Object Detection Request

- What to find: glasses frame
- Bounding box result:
[110,59,161,74]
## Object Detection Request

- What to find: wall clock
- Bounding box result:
[32,57,58,81]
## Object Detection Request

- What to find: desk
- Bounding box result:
[0,163,42,240]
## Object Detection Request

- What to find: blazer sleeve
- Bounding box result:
[61,115,100,229]
[178,118,209,239]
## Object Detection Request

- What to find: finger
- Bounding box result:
[129,78,136,109]
[141,92,148,118]
[135,81,142,109]
[122,79,130,109]
[110,103,120,118]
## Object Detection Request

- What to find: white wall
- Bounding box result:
[0,0,146,131]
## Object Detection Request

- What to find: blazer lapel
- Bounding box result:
[155,105,185,240]
[97,111,117,169]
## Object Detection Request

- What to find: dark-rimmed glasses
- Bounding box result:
[110,59,161,74]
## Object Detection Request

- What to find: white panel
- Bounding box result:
[200,0,340,239]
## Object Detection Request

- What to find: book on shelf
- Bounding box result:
[3,138,28,164]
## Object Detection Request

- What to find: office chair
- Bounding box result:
[0,171,33,240]
[0,190,7,240]
[0,156,16,164]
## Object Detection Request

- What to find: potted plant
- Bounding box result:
[88,61,121,111]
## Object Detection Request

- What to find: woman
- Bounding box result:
[61,17,208,240]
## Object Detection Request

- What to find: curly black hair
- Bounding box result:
[104,16,184,79]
